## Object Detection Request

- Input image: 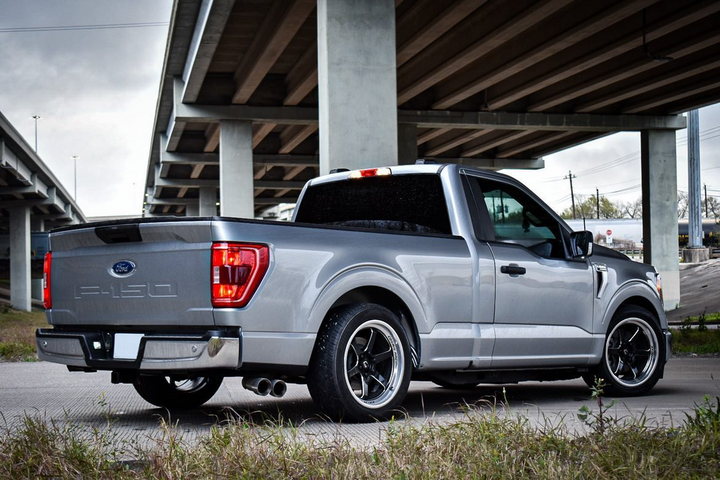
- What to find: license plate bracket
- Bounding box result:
[114,333,144,360]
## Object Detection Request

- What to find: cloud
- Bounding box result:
[0,0,172,216]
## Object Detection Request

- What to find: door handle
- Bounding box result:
[500,264,526,276]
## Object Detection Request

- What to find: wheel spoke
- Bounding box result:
[350,342,363,357]
[628,326,641,343]
[630,365,639,379]
[365,329,377,354]
[360,375,370,399]
[372,348,393,364]
[613,358,625,375]
[633,348,653,357]
[608,347,622,355]
[370,373,388,394]
[347,362,360,379]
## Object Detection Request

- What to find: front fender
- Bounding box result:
[601,281,667,331]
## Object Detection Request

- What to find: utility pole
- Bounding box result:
[705,183,708,216]
[596,188,600,219]
[564,171,577,219]
[31,115,41,152]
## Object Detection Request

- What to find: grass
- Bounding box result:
[672,328,720,354]
[0,307,46,361]
[0,396,719,479]
[678,310,720,324]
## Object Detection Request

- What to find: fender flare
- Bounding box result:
[601,281,666,332]
[307,265,430,337]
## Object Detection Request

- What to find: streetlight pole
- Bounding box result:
[71,155,79,201]
[31,115,41,152]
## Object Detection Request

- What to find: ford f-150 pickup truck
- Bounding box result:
[37,163,671,421]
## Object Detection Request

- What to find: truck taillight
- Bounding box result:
[211,243,269,308]
[43,252,52,309]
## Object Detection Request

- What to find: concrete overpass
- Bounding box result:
[143,0,720,309]
[0,111,86,311]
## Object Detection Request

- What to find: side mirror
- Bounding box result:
[570,230,593,258]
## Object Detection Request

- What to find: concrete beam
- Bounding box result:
[397,0,570,105]
[182,0,236,103]
[425,130,493,156]
[461,131,536,157]
[487,1,720,111]
[431,0,656,109]
[167,102,687,145]
[529,29,720,112]
[232,0,316,104]
[429,157,545,170]
[279,125,318,154]
[396,0,482,68]
[0,140,33,184]
[398,111,687,131]
[1,173,49,197]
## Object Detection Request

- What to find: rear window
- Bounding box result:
[294,174,452,234]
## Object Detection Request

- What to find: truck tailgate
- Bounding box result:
[48,220,214,327]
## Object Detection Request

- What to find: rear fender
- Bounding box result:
[308,266,429,336]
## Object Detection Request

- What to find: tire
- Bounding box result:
[589,306,664,396]
[133,374,223,409]
[307,303,412,422]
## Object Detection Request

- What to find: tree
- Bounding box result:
[560,195,620,219]
[703,196,720,219]
[618,198,643,219]
[677,191,688,219]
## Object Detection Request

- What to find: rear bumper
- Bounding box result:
[36,328,242,371]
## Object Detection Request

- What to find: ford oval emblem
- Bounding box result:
[111,260,136,277]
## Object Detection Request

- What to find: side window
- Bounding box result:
[468,175,565,258]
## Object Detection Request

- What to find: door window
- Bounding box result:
[468,176,566,259]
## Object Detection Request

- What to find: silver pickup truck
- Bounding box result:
[37,163,671,422]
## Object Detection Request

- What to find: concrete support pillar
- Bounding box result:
[9,207,31,311]
[185,202,200,217]
[641,130,680,310]
[219,120,254,218]
[398,123,418,165]
[317,0,398,174]
[31,217,45,233]
[198,187,217,216]
[31,216,44,301]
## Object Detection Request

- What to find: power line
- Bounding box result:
[0,22,168,33]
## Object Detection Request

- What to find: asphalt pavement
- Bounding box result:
[1,357,718,450]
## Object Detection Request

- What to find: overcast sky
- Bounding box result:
[1,1,719,218]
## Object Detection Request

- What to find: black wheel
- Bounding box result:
[133,374,223,409]
[307,303,412,422]
[590,306,664,396]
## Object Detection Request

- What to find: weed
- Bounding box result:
[577,377,618,436]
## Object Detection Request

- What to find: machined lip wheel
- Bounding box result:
[605,318,659,388]
[343,319,405,409]
[168,376,210,393]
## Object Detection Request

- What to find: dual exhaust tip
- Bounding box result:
[242,377,287,398]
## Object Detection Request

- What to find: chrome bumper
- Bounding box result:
[36,328,242,371]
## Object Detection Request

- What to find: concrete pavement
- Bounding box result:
[0,357,718,450]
